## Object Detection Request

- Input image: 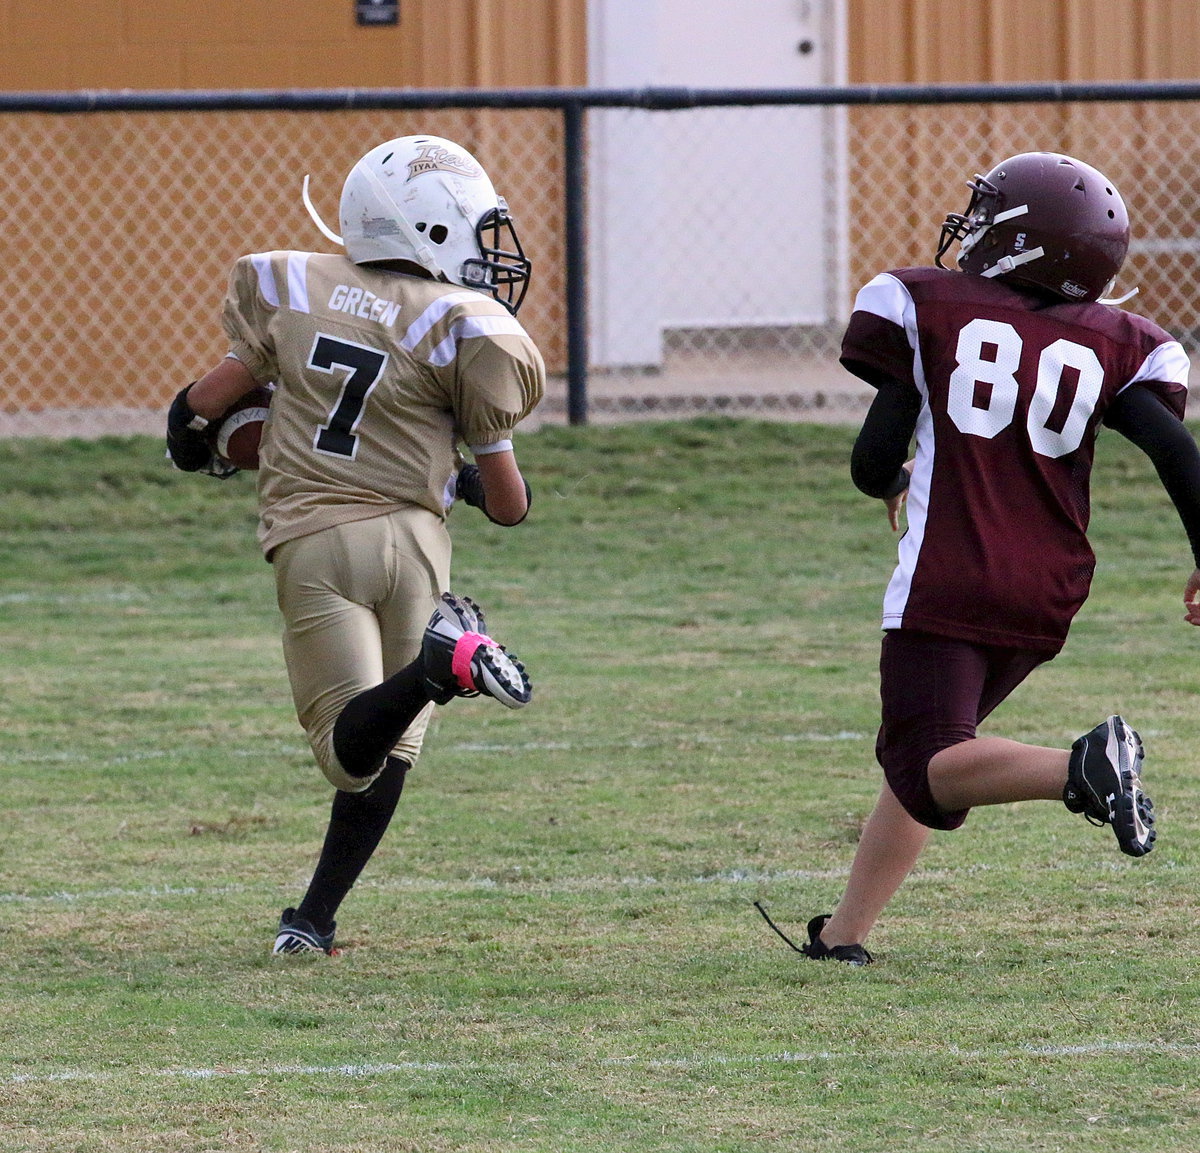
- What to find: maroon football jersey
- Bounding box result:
[842,267,1189,651]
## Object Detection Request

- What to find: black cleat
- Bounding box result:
[1065,715,1155,857]
[273,908,336,955]
[800,914,874,966]
[755,902,873,966]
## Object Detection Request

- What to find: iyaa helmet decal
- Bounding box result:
[935,152,1130,303]
[404,142,485,181]
[301,135,531,314]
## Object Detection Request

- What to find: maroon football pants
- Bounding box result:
[875,629,1053,830]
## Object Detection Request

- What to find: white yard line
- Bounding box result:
[1,730,871,767]
[0,869,856,906]
[6,1040,1199,1086]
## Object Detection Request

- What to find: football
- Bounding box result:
[208,385,272,471]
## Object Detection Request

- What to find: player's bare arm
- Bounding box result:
[187,356,263,420]
[1185,568,1200,625]
[455,449,532,526]
[166,356,265,474]
[885,460,915,532]
[473,450,529,525]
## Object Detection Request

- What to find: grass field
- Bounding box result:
[1,419,1198,1152]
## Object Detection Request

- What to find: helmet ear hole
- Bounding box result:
[428,224,449,245]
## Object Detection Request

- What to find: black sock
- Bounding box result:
[331,659,430,780]
[296,755,409,934]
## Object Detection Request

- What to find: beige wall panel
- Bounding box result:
[123,0,393,50]
[847,0,911,82]
[987,0,1064,81]
[4,45,173,89]
[122,0,199,43]
[0,0,585,92]
[66,44,189,90]
[407,6,479,87]
[911,0,990,82]
[1065,0,1143,78]
[11,0,124,46]
[182,45,300,89]
[290,41,416,88]
[1142,0,1200,77]
[549,0,586,84]
[850,0,1200,83]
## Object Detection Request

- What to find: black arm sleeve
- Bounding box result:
[1104,384,1200,567]
[850,377,921,499]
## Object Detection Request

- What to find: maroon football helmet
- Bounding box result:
[935,152,1130,302]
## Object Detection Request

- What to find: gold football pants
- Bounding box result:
[271,508,451,790]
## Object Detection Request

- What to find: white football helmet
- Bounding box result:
[303,134,531,313]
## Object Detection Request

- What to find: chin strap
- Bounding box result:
[1099,285,1140,306]
[302,174,345,246]
[980,247,1045,278]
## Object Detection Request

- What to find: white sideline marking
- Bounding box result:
[449,731,867,753]
[0,883,248,905]
[0,869,854,906]
[6,1041,1199,1086]
[4,1061,451,1085]
[3,731,868,766]
[8,745,310,766]
[4,854,1179,907]
[0,590,149,606]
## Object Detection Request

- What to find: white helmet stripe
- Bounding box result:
[355,164,439,273]
[992,204,1030,224]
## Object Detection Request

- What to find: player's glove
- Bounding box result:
[455,463,531,525]
[166,383,238,478]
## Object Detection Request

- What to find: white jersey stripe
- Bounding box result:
[427,315,529,368]
[1126,339,1189,392]
[250,253,280,308]
[854,272,916,330]
[882,397,935,629]
[399,291,485,352]
[286,252,311,314]
[863,273,930,630]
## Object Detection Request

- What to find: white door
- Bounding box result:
[588,0,845,367]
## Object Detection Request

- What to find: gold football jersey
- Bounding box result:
[220,251,545,557]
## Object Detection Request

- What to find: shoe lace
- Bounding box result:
[753,901,806,954]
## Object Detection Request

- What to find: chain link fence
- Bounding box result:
[1,90,1198,435]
